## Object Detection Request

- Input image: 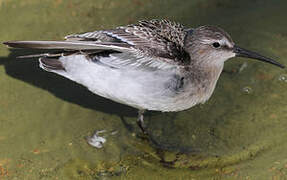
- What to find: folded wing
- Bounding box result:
[4,19,192,70]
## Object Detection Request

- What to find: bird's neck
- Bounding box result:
[186,62,224,82]
[184,63,224,104]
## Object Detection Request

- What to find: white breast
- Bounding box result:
[40,55,219,112]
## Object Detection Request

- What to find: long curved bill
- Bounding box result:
[233,45,285,69]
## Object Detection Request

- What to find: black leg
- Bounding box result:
[137,109,147,134]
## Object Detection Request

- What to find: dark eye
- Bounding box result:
[212,42,221,48]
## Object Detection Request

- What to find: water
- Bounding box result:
[0,0,287,179]
[278,74,287,83]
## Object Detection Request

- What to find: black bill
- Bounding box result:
[233,45,285,69]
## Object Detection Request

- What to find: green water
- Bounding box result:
[0,0,286,179]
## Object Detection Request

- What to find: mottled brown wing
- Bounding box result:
[65,19,191,65]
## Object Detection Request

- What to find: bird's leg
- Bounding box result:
[137,109,147,134]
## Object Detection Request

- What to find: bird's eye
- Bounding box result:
[212,42,221,48]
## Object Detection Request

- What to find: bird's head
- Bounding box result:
[184,25,284,68]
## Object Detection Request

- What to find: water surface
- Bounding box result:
[0,0,286,179]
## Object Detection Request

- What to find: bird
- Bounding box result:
[3,19,285,134]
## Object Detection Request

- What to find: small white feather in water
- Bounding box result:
[87,130,107,148]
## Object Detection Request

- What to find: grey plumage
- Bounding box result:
[3,19,284,133]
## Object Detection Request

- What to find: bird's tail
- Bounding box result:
[3,40,132,71]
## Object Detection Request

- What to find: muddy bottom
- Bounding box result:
[0,0,286,179]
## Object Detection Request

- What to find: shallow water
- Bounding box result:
[0,0,287,179]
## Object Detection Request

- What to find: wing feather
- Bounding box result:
[4,41,132,51]
[4,19,192,70]
[94,52,177,70]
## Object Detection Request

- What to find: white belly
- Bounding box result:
[41,55,207,112]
